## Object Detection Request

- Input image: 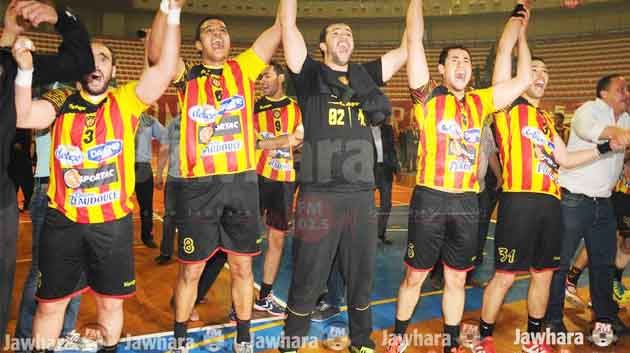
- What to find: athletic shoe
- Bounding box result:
[233,340,253,353]
[55,330,98,351]
[311,303,341,322]
[521,342,557,353]
[384,334,409,353]
[473,337,496,353]
[254,293,285,316]
[564,279,587,308]
[613,280,630,305]
[350,346,375,353]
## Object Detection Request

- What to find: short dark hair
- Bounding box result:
[195,16,227,42]
[268,61,285,77]
[438,45,472,65]
[531,56,545,64]
[93,41,117,66]
[319,24,333,44]
[596,74,622,99]
[318,23,352,57]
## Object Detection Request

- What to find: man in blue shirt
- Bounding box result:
[135,112,167,248]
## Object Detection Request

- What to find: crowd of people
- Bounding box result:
[1,1,629,353]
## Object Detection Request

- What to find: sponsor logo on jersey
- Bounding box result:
[64,164,118,189]
[213,115,241,136]
[201,141,243,156]
[438,120,463,138]
[522,126,554,150]
[463,128,481,144]
[188,95,246,125]
[269,159,293,171]
[69,190,120,207]
[55,145,84,166]
[86,140,123,163]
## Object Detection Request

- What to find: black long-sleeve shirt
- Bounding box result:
[0,6,94,209]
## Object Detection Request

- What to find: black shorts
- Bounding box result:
[612,192,630,237]
[36,209,135,301]
[176,171,262,263]
[258,176,295,232]
[494,192,562,272]
[405,186,479,272]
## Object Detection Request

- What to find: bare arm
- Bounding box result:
[281,0,308,73]
[258,124,304,150]
[552,134,601,169]
[251,1,282,64]
[146,0,185,78]
[491,21,532,110]
[572,103,630,146]
[380,29,407,83]
[156,143,169,189]
[406,0,429,90]
[13,37,58,129]
[135,1,181,105]
[492,7,527,85]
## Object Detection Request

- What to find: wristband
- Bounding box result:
[167,9,181,25]
[510,4,526,18]
[15,67,33,87]
[160,0,169,14]
[597,141,612,155]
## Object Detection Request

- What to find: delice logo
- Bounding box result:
[55,145,84,166]
[438,120,463,138]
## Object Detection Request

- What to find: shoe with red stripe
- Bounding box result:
[521,342,557,353]
[473,337,496,353]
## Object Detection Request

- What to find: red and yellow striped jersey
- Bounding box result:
[253,96,302,182]
[175,49,266,178]
[494,98,561,199]
[615,171,630,194]
[45,82,147,223]
[412,86,495,192]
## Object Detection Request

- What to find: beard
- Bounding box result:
[80,75,111,96]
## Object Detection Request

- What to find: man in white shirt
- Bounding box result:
[546,74,630,342]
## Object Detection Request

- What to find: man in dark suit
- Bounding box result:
[373,118,400,245]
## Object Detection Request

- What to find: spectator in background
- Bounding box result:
[399,128,408,171]
[407,124,419,171]
[554,112,569,143]
[470,124,502,286]
[373,117,400,245]
[135,111,167,248]
[8,129,34,211]
[546,74,630,341]
[155,115,181,265]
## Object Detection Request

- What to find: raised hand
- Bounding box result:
[12,36,35,70]
[169,0,186,10]
[14,0,59,28]
[4,0,27,36]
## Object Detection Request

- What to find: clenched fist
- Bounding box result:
[12,36,35,70]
